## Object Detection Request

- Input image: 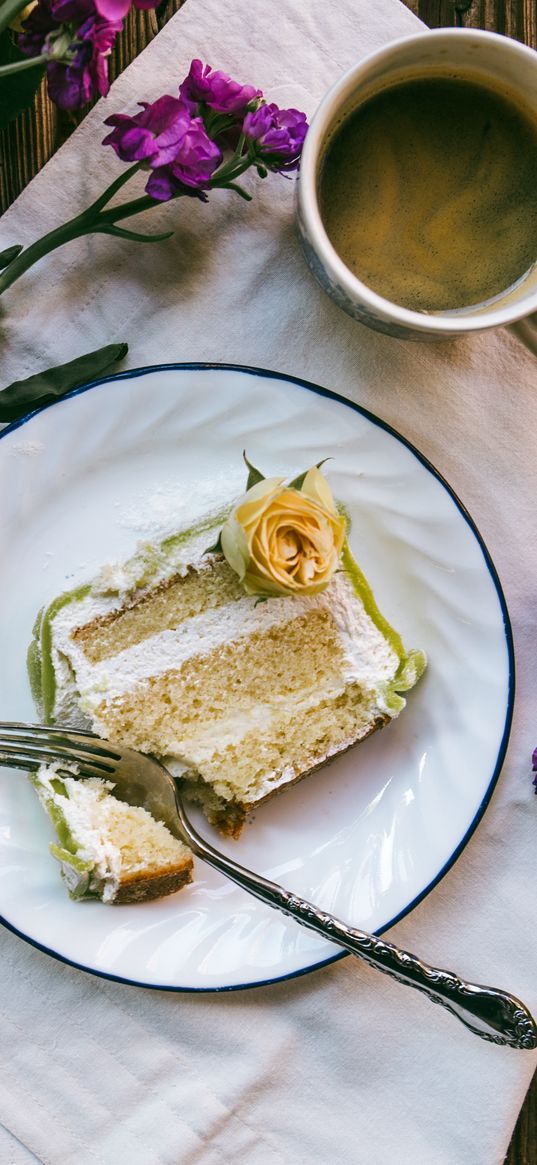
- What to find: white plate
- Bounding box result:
[0,364,513,991]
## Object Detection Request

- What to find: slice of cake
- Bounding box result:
[32,766,193,903]
[28,460,426,837]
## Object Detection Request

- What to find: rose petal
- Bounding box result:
[301,466,338,514]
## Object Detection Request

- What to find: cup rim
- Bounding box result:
[298,27,537,335]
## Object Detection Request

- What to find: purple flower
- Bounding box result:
[243,102,308,171]
[49,12,121,109]
[146,117,222,200]
[179,58,261,115]
[532,747,537,793]
[20,0,122,110]
[94,0,156,18]
[103,96,191,166]
[103,97,222,201]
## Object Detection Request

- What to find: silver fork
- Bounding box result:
[1,721,535,1050]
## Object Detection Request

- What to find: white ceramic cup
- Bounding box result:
[297,29,537,341]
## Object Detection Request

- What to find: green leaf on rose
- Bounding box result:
[0,29,46,131]
[204,531,223,555]
[288,458,331,491]
[0,342,129,423]
[243,450,265,489]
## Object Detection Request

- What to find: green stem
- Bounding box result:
[0,188,164,295]
[98,193,158,224]
[211,143,250,184]
[0,209,92,294]
[0,165,257,296]
[0,52,47,75]
[211,157,253,187]
[203,110,237,140]
[0,0,29,36]
[86,161,142,214]
[223,181,252,201]
[0,168,146,296]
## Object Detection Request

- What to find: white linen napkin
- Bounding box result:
[1,1,536,1162]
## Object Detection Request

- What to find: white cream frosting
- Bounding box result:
[35,768,122,902]
[40,523,405,816]
[50,571,398,723]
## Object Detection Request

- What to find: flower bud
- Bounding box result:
[221,468,346,598]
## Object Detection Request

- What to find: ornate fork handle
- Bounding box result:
[272,895,536,1049]
[175,798,537,1049]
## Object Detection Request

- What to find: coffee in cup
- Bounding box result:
[297,30,537,339]
[319,74,537,314]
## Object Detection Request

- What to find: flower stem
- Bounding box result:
[86,162,142,214]
[0,210,92,295]
[0,167,145,296]
[203,111,237,140]
[0,0,30,36]
[211,143,249,184]
[0,162,260,297]
[0,187,162,296]
[223,181,252,201]
[0,53,48,76]
[211,156,253,187]
[98,193,158,224]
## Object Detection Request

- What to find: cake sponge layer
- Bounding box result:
[32,768,193,903]
[179,682,387,835]
[91,606,354,752]
[29,514,426,836]
[73,558,244,664]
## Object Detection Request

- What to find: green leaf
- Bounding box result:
[203,533,222,556]
[288,457,331,491]
[0,29,46,130]
[243,450,265,488]
[225,182,252,201]
[0,342,129,423]
[0,244,23,270]
[98,225,175,244]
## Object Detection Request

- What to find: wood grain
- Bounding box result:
[404,0,536,46]
[0,2,536,1160]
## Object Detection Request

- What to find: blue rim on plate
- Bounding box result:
[0,362,515,992]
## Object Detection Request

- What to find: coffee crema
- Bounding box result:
[319,75,537,313]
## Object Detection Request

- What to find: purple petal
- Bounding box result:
[243,102,308,171]
[93,0,131,17]
[179,58,261,115]
[103,124,154,160]
[145,167,177,201]
[47,60,92,110]
[168,116,222,188]
[102,95,191,165]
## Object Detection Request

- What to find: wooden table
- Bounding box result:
[0,1,536,1159]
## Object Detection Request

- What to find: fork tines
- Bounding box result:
[0,722,119,778]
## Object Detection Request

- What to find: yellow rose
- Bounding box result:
[221,466,346,597]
